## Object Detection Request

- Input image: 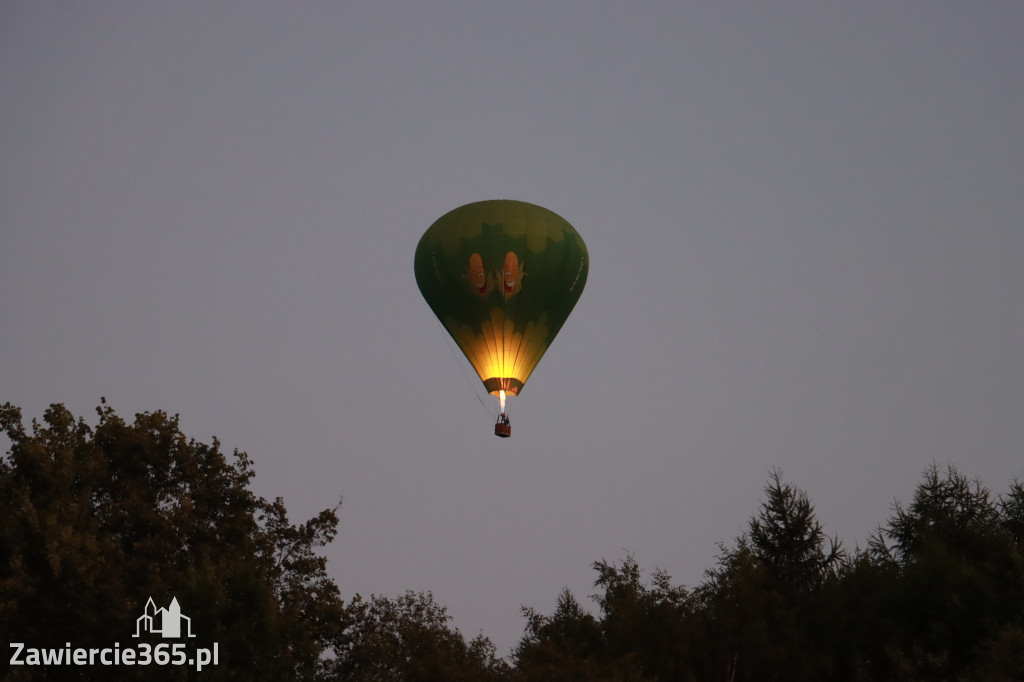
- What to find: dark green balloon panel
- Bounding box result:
[415,200,588,396]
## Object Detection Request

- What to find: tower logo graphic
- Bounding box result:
[133,597,196,638]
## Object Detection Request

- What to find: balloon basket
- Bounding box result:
[494,414,511,438]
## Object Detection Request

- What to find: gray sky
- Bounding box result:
[3,1,1022,655]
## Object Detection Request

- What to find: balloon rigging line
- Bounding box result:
[438,320,494,417]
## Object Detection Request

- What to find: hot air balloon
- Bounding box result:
[415,199,589,437]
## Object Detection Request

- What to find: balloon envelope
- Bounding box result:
[415,199,588,397]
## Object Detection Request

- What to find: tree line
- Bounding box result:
[2,402,1022,680]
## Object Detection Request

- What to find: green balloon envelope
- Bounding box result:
[415,199,589,397]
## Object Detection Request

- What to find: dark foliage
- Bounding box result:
[1,401,343,681]
[5,401,1023,681]
[516,465,1024,682]
[332,590,510,681]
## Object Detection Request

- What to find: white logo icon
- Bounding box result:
[133,597,196,638]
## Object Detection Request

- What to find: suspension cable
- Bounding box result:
[437,321,494,417]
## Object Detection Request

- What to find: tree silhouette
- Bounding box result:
[6,402,1024,681]
[749,469,845,593]
[0,401,343,681]
[332,590,509,681]
[516,466,1024,681]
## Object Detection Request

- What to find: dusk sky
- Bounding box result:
[3,1,1022,654]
